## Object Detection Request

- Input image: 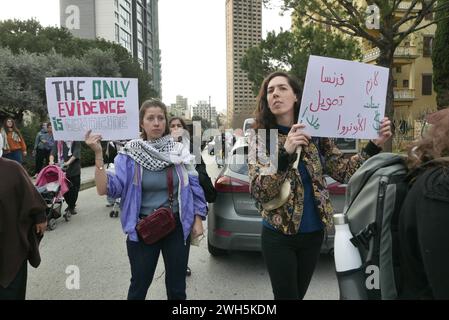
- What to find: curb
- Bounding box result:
[80,179,96,191]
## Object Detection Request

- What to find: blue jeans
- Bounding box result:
[126,214,190,300]
[4,149,23,164]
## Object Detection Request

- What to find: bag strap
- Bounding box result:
[167,166,174,208]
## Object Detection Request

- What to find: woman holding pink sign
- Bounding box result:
[248,71,392,300]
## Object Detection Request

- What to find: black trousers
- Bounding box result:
[261,227,324,300]
[0,260,27,300]
[64,175,80,209]
[126,214,190,300]
[35,148,51,175]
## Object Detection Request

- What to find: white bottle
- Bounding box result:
[333,214,368,300]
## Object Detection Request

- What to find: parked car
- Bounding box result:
[243,118,255,136]
[207,137,347,256]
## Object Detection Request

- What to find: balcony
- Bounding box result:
[394,88,416,102]
[396,2,422,12]
[363,46,419,63]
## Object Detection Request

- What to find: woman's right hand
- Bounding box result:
[284,123,311,154]
[85,130,103,154]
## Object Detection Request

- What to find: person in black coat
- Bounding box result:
[169,117,217,276]
[399,108,449,299]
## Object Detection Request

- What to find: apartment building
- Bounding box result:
[226,0,262,129]
[60,0,161,95]
[361,2,437,130]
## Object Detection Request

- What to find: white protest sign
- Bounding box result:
[299,55,389,139]
[45,77,140,141]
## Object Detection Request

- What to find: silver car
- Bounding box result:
[207,138,347,256]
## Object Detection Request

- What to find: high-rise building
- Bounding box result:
[192,101,217,126]
[168,95,190,119]
[226,0,262,129]
[60,0,161,95]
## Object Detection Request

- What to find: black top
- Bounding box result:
[398,165,449,299]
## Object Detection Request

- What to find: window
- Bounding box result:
[115,24,120,42]
[137,4,143,22]
[423,36,433,57]
[396,66,402,73]
[422,74,432,95]
[393,80,397,87]
[138,41,144,60]
[137,23,143,40]
[403,79,409,88]
[120,29,132,51]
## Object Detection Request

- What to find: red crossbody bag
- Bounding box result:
[135,166,176,244]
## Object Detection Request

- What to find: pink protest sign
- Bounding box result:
[45,77,140,141]
[299,55,389,139]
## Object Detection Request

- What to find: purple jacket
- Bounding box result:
[107,154,207,242]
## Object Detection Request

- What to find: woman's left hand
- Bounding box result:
[191,215,203,239]
[372,117,392,147]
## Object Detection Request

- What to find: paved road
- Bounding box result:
[27,150,339,300]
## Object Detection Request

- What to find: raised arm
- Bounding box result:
[85,130,107,195]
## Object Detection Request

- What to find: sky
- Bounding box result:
[0,0,291,113]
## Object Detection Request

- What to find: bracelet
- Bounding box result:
[95,157,104,161]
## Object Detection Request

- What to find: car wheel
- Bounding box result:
[208,240,227,256]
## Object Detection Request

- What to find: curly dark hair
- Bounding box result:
[253,71,302,130]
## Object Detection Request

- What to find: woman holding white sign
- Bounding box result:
[248,71,392,300]
[85,99,207,300]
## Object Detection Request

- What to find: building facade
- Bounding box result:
[192,101,217,126]
[226,0,262,129]
[60,0,161,95]
[360,2,437,134]
[168,95,190,119]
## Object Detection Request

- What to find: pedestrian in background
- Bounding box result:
[0,134,47,300]
[49,140,81,216]
[33,122,54,177]
[0,118,27,164]
[85,99,207,300]
[248,71,392,300]
[398,107,449,299]
[169,117,217,277]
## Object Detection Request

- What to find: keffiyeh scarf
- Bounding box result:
[120,135,194,171]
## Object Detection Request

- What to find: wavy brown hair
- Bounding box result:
[406,110,449,170]
[253,71,302,130]
[139,99,170,140]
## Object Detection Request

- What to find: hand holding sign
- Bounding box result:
[284,124,311,154]
[85,130,103,155]
[371,117,392,147]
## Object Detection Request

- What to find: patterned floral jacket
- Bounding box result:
[248,132,381,235]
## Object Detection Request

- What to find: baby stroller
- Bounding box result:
[105,141,125,218]
[35,164,70,230]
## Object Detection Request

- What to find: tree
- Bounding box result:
[432,0,449,109]
[241,25,362,95]
[0,19,159,104]
[270,0,449,150]
[0,48,47,122]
